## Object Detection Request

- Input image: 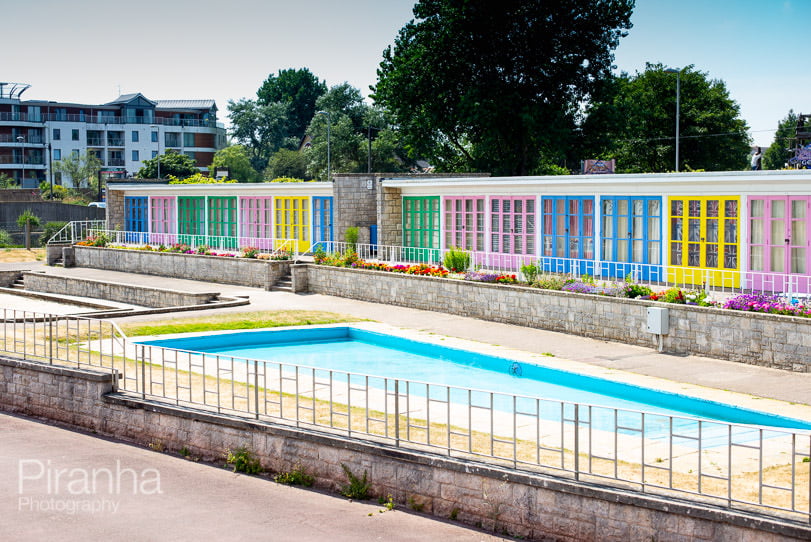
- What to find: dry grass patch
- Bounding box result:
[0,248,44,262]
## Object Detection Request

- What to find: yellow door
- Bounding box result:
[667,196,740,288]
[274,197,310,252]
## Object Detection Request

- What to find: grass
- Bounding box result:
[119,310,366,337]
[0,248,44,262]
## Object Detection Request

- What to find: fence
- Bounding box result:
[1,308,809,524]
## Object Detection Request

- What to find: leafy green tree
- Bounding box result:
[209,145,259,182]
[136,151,199,179]
[763,110,799,170]
[53,152,101,189]
[0,172,16,188]
[257,68,326,139]
[16,209,41,250]
[581,64,751,172]
[306,113,364,180]
[373,0,634,175]
[315,83,367,133]
[227,99,292,173]
[264,149,309,180]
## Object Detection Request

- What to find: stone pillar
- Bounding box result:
[378,185,402,247]
[62,246,76,268]
[291,264,309,293]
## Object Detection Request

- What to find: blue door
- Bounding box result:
[312,196,333,252]
[599,196,663,281]
[124,196,148,244]
[540,196,595,275]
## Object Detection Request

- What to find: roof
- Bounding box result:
[156,99,216,110]
[106,93,157,106]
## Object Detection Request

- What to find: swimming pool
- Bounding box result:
[137,325,811,435]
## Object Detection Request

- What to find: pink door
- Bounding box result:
[488,196,537,271]
[748,196,811,294]
[444,197,485,266]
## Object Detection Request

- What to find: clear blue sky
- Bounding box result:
[0,0,802,147]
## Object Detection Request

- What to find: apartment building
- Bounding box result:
[0,82,226,188]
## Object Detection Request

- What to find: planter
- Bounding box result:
[73,246,291,290]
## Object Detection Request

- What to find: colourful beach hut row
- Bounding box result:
[122,193,334,253]
[111,171,811,291]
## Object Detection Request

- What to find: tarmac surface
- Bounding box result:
[3,261,811,540]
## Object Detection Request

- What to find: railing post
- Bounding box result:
[139,345,146,399]
[394,379,400,447]
[254,359,260,420]
[573,403,580,481]
[48,315,53,365]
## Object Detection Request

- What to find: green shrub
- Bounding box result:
[225,445,262,474]
[340,464,371,500]
[534,275,572,290]
[39,221,67,246]
[274,464,314,487]
[345,227,359,251]
[0,230,14,247]
[520,261,540,284]
[443,247,471,272]
[624,283,653,299]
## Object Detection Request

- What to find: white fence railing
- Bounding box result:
[2,308,809,524]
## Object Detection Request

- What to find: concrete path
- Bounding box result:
[0,412,509,542]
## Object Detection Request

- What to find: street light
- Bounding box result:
[16,135,24,185]
[317,111,331,181]
[664,67,681,172]
[149,124,161,179]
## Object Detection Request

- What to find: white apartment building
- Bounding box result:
[0,82,226,188]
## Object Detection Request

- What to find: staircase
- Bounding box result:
[273,270,293,292]
[10,275,25,290]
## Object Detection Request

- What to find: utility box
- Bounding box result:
[646,307,669,334]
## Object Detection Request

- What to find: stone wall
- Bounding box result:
[379,185,402,247]
[300,265,811,372]
[73,246,290,290]
[0,270,25,287]
[2,355,807,542]
[333,174,379,243]
[23,273,218,308]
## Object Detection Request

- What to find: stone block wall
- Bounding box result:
[73,246,290,290]
[0,270,25,287]
[1,356,807,542]
[23,273,218,308]
[379,185,402,247]
[333,174,379,242]
[303,265,811,372]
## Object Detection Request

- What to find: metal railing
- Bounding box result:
[317,241,811,298]
[46,220,106,245]
[2,308,807,523]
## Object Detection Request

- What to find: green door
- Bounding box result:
[208,196,238,249]
[178,196,206,247]
[402,196,440,262]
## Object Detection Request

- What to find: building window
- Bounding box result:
[151,131,158,142]
[72,149,79,158]
[71,129,79,141]
[132,150,139,161]
[183,132,195,147]
[152,151,158,159]
[132,131,139,142]
[53,149,61,161]
[53,129,61,141]
[54,172,62,185]
[165,132,180,147]
[184,151,196,161]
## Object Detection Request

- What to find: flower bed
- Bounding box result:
[75,237,291,260]
[313,251,811,319]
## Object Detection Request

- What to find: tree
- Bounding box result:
[373,0,634,176]
[227,99,291,173]
[53,152,101,188]
[257,68,326,139]
[209,145,259,182]
[264,149,309,180]
[581,64,751,172]
[136,151,199,179]
[763,110,799,170]
[16,209,41,250]
[305,113,364,180]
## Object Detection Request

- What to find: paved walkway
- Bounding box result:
[0,412,508,542]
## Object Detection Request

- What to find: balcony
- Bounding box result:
[0,156,45,165]
[108,158,125,166]
[106,138,124,147]
[39,113,221,128]
[0,135,45,144]
[0,112,42,123]
[86,138,104,146]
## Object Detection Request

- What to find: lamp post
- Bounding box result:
[664,67,681,172]
[16,135,25,185]
[150,124,161,179]
[317,111,331,181]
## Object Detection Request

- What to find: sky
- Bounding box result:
[0,0,803,148]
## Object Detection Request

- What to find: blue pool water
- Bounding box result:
[138,326,811,435]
